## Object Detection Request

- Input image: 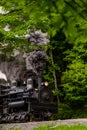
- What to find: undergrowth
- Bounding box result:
[33,124,87,130]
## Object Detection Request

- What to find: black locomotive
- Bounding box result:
[0,78,58,123]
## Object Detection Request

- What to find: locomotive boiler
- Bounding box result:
[0,78,58,123]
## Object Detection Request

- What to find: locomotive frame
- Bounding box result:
[0,79,58,123]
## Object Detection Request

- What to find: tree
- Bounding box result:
[1,0,87,107]
[62,60,87,105]
[1,0,87,47]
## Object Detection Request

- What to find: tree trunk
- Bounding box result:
[49,50,60,105]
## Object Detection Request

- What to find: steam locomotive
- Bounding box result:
[0,78,58,123]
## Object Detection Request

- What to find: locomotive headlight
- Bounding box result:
[44,81,48,86]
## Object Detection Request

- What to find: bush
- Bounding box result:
[71,104,87,119]
[57,103,87,119]
[57,103,73,119]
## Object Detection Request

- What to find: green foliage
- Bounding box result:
[58,103,73,119]
[1,0,87,48]
[1,0,87,117]
[58,103,87,119]
[33,124,54,130]
[62,42,87,107]
[54,125,87,130]
[71,104,87,119]
[34,124,87,130]
[34,125,49,130]
[62,60,87,103]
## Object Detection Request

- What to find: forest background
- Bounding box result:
[0,0,87,119]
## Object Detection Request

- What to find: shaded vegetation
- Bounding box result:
[1,0,87,119]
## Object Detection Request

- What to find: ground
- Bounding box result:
[2,119,87,130]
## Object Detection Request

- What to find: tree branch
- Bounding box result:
[1,8,22,16]
[64,0,87,21]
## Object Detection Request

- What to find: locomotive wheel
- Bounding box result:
[29,113,41,121]
[20,114,30,122]
[24,115,30,122]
